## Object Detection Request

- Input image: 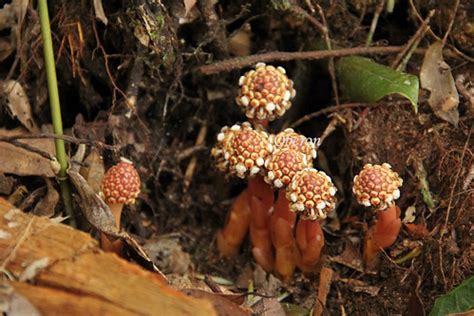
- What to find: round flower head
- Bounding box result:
[236,63,296,121]
[211,123,249,173]
[216,122,272,178]
[101,160,141,204]
[287,168,337,221]
[353,163,403,210]
[264,148,308,189]
[272,128,317,165]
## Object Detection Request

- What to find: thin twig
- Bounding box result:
[0,137,55,160]
[197,46,416,75]
[391,10,435,69]
[441,0,459,45]
[183,124,208,191]
[290,100,411,128]
[0,133,119,151]
[365,0,385,47]
[408,0,473,63]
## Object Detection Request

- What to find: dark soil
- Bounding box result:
[2,0,472,314]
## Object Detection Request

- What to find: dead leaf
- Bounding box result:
[0,173,15,195]
[143,236,192,275]
[420,41,460,126]
[229,24,252,56]
[0,3,16,30]
[182,289,250,316]
[405,223,429,238]
[19,257,49,282]
[0,282,41,316]
[32,178,59,217]
[314,267,334,316]
[80,149,105,194]
[0,128,56,177]
[0,37,14,62]
[93,0,108,25]
[253,296,286,316]
[338,278,381,296]
[403,206,416,223]
[329,240,364,273]
[3,80,39,133]
[183,0,197,17]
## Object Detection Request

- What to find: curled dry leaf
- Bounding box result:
[32,179,59,217]
[420,41,460,126]
[0,128,57,177]
[3,80,39,133]
[79,149,105,194]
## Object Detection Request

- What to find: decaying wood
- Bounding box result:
[0,198,216,315]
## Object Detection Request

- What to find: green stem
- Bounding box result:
[38,0,76,227]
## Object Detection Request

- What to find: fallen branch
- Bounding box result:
[197,46,410,75]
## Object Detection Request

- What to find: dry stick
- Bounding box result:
[0,134,119,152]
[365,0,385,47]
[408,0,473,63]
[290,100,411,129]
[390,10,435,69]
[443,129,471,234]
[198,46,412,75]
[289,5,339,105]
[441,0,460,45]
[183,124,208,191]
[0,138,54,161]
[317,4,340,106]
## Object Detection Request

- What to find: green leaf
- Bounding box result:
[335,56,419,113]
[430,276,474,316]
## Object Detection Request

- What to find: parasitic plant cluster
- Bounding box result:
[212,63,405,280]
[212,63,337,281]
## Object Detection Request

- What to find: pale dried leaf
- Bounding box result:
[183,0,197,17]
[19,257,49,282]
[0,3,16,30]
[0,283,41,316]
[80,149,105,194]
[403,206,416,224]
[32,179,59,217]
[0,128,56,177]
[93,0,108,25]
[420,41,460,126]
[338,278,381,296]
[253,297,285,316]
[0,173,15,195]
[0,229,12,239]
[3,80,39,132]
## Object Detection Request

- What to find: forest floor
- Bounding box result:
[0,0,472,315]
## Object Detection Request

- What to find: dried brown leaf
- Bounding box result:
[253,297,286,316]
[0,128,56,177]
[338,278,381,296]
[3,80,39,132]
[420,41,460,125]
[314,267,334,316]
[182,289,250,316]
[79,149,105,194]
[32,179,59,217]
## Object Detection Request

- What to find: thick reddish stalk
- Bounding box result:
[363,205,401,268]
[101,203,124,254]
[248,176,275,271]
[296,219,324,272]
[216,189,252,257]
[270,190,299,281]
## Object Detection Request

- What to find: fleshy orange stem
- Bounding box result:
[248,176,275,271]
[216,189,252,257]
[270,190,299,281]
[296,219,325,272]
[101,203,124,254]
[363,205,401,268]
